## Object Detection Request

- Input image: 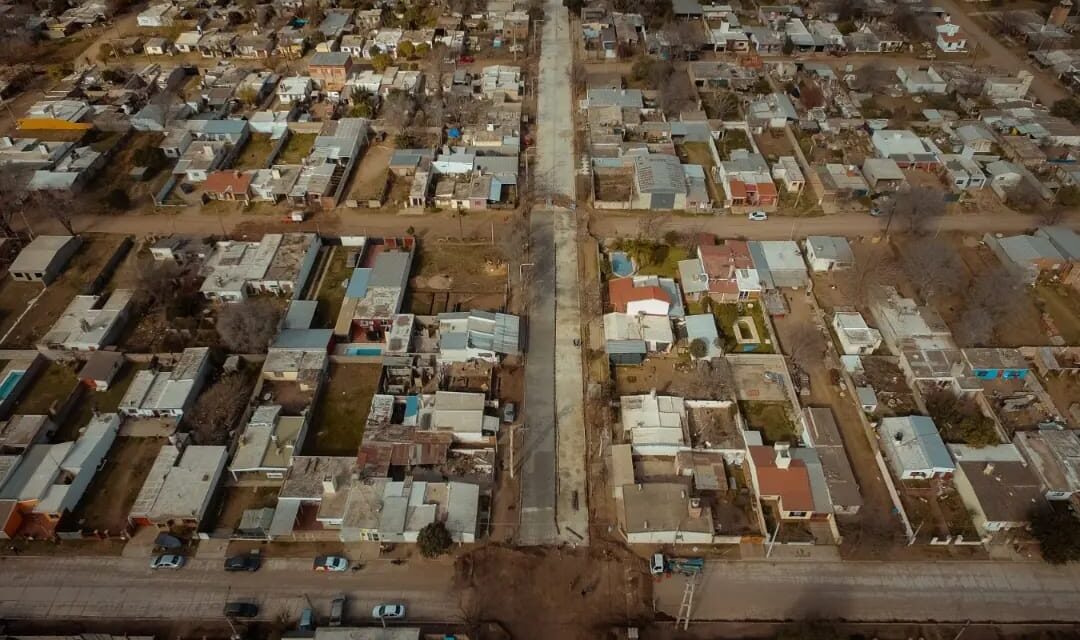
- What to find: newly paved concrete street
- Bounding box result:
[656,560,1080,622]
[519,0,588,545]
[0,556,456,622]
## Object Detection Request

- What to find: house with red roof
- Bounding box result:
[747,443,838,540]
[934,16,967,53]
[203,170,253,204]
[694,241,761,303]
[608,277,673,316]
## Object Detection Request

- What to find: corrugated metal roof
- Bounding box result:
[345,267,372,298]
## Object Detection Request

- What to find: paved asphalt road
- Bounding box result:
[657,560,1080,623]
[0,556,457,623]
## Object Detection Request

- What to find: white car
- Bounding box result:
[313,555,350,572]
[372,603,406,620]
[747,211,768,221]
[649,553,665,576]
[150,554,185,569]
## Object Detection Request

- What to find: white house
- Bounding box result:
[38,290,133,352]
[137,3,178,27]
[118,347,211,418]
[935,16,967,52]
[618,482,714,544]
[878,416,955,480]
[832,311,883,356]
[804,236,854,272]
[278,76,314,104]
[430,391,497,442]
[621,392,687,456]
[129,444,228,528]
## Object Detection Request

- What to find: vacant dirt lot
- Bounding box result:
[346,142,394,203]
[73,437,165,535]
[458,544,652,640]
[213,485,280,533]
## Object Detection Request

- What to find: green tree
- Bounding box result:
[397,40,416,59]
[1031,505,1080,565]
[631,56,653,82]
[781,38,795,55]
[371,52,393,72]
[417,521,453,558]
[133,146,164,170]
[415,42,430,57]
[689,338,708,359]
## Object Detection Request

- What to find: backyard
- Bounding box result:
[612,239,688,279]
[1034,282,1080,345]
[703,301,774,354]
[314,247,353,329]
[679,141,720,204]
[276,132,317,164]
[71,437,165,535]
[9,361,79,417]
[306,363,381,456]
[234,133,276,170]
[739,400,797,445]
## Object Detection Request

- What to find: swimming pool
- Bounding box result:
[610,251,634,277]
[0,370,25,401]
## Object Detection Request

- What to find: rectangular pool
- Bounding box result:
[0,370,26,401]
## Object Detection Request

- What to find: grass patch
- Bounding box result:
[234,133,275,170]
[614,239,688,279]
[307,363,380,456]
[315,248,352,329]
[712,302,774,354]
[276,133,317,164]
[11,362,78,416]
[62,362,148,439]
[739,400,796,445]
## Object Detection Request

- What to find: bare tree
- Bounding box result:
[955,266,1022,346]
[835,247,900,302]
[784,323,825,373]
[216,298,281,353]
[380,89,418,128]
[899,237,966,302]
[671,357,734,399]
[849,60,894,93]
[27,190,77,235]
[188,373,250,445]
[1006,179,1047,213]
[883,185,946,236]
[0,171,30,237]
[636,212,671,240]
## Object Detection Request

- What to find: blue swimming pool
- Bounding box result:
[610,251,634,277]
[0,370,25,401]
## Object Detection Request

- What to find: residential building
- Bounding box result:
[278,76,314,104]
[335,247,414,340]
[941,154,986,191]
[684,313,722,360]
[983,232,1068,284]
[617,482,714,544]
[118,347,211,418]
[878,416,955,480]
[748,240,810,289]
[800,408,863,515]
[631,153,689,211]
[39,290,133,352]
[962,348,1029,380]
[772,156,805,193]
[896,66,947,94]
[950,444,1043,534]
[0,414,118,535]
[696,240,760,302]
[173,141,228,183]
[1014,428,1080,500]
[340,478,480,543]
[714,149,778,209]
[748,444,835,525]
[934,16,967,52]
[137,3,178,27]
[803,236,853,272]
[203,170,252,203]
[429,391,496,442]
[436,311,521,363]
[229,405,308,481]
[608,276,681,317]
[603,312,674,357]
[78,351,125,392]
[817,164,870,200]
[200,233,321,301]
[621,392,687,456]
[832,312,882,356]
[9,235,81,284]
[309,52,354,92]
[861,158,906,192]
[129,444,228,528]
[871,130,941,169]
